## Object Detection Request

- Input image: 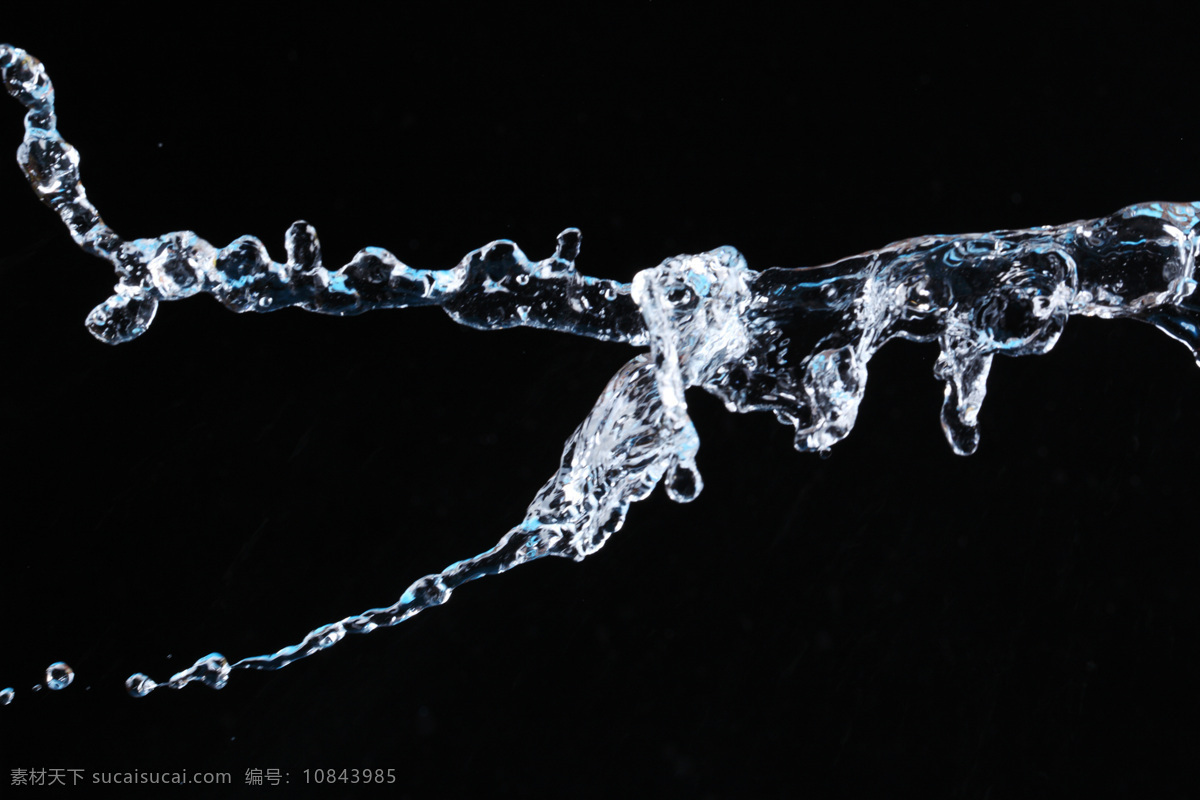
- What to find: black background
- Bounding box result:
[3,6,1199,798]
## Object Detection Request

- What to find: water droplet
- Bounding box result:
[45,661,74,690]
[515,273,530,285]
[125,673,157,698]
[0,687,13,706]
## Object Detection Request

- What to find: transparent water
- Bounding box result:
[43,662,74,691]
[4,43,1198,697]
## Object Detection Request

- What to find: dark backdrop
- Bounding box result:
[2,6,1198,798]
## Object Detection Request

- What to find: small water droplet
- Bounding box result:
[125,673,157,698]
[515,273,530,285]
[45,662,74,690]
[0,687,14,706]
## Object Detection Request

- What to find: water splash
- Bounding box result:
[4,43,1199,695]
[44,662,74,691]
[0,687,13,706]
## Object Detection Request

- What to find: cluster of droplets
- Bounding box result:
[5,42,1200,696]
[0,663,75,705]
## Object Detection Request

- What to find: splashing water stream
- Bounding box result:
[4,43,1199,696]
